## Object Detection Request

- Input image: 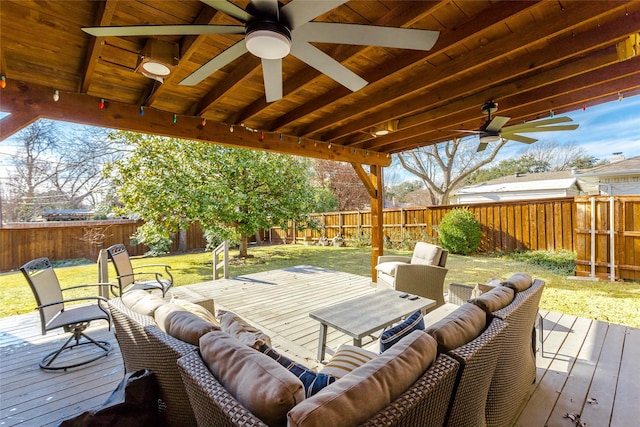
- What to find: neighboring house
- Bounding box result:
[450,154,640,204]
[574,154,640,196]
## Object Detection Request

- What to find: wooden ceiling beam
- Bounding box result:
[377,66,640,153]
[271,0,539,133]
[327,8,640,145]
[80,0,118,93]
[358,46,627,150]
[299,2,630,140]
[232,0,450,125]
[0,79,391,166]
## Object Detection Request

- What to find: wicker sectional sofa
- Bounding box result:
[107,273,542,427]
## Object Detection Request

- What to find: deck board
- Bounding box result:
[1,266,638,426]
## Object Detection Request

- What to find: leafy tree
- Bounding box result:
[384,180,424,203]
[106,132,320,257]
[312,160,369,210]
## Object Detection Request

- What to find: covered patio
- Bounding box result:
[1,267,638,426]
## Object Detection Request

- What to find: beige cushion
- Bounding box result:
[501,273,533,292]
[472,286,515,313]
[121,289,166,316]
[163,310,220,345]
[410,242,442,266]
[319,344,377,379]
[374,261,407,277]
[200,331,305,427]
[169,297,217,324]
[287,331,437,427]
[425,303,487,352]
[218,310,272,349]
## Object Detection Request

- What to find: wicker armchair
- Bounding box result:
[178,349,459,427]
[108,298,198,427]
[376,242,449,310]
[442,278,545,427]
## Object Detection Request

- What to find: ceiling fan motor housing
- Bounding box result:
[245,21,292,59]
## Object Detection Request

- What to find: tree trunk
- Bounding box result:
[178,229,187,252]
[239,233,249,257]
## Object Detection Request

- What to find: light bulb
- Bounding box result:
[53,90,60,102]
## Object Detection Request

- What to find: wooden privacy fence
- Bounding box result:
[268,198,578,253]
[2,197,639,280]
[0,220,207,272]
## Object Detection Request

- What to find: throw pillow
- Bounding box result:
[121,289,166,316]
[374,261,407,276]
[425,303,486,353]
[200,331,305,427]
[259,344,336,398]
[288,330,438,427]
[379,310,425,353]
[319,345,376,379]
[218,310,272,349]
[471,278,501,299]
[472,286,515,313]
[163,310,220,346]
[169,297,217,324]
[501,273,533,292]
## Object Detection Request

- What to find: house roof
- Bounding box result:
[1,1,640,166]
[483,170,576,186]
[577,155,640,176]
[456,178,579,195]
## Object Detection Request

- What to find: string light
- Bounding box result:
[53,90,60,102]
[139,106,145,116]
[260,132,265,141]
[99,99,105,109]
[201,118,207,126]
[173,114,177,124]
[327,143,332,149]
[0,76,6,89]
[279,134,283,141]
[618,92,624,101]
[298,137,301,145]
[313,142,317,147]
[230,126,234,132]
[549,110,554,118]
[582,104,587,111]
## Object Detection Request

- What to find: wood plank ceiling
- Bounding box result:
[1,0,639,167]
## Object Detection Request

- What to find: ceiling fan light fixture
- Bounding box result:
[479,135,501,144]
[246,22,292,60]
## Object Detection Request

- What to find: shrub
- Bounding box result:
[438,208,482,255]
[506,250,576,275]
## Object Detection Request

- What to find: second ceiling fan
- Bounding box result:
[456,101,580,152]
[83,0,441,103]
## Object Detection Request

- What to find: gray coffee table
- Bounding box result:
[309,289,435,362]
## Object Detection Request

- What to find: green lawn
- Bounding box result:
[2,245,639,328]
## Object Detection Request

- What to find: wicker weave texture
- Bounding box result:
[445,317,508,427]
[177,351,269,427]
[485,279,545,427]
[361,353,459,427]
[108,298,199,427]
[448,283,474,306]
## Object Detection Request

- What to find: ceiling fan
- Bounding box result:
[82,0,440,103]
[457,101,579,152]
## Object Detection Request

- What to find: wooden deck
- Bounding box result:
[1,266,638,426]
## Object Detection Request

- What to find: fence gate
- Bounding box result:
[574,196,640,281]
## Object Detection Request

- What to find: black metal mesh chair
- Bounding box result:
[106,243,173,297]
[20,257,112,371]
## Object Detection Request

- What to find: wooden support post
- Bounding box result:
[351,163,384,282]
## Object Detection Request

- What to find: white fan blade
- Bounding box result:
[485,116,510,132]
[250,0,279,20]
[504,124,579,133]
[290,41,367,92]
[294,23,440,51]
[180,40,248,86]
[501,116,573,133]
[501,133,538,144]
[82,24,245,37]
[280,0,348,30]
[262,58,283,102]
[200,0,252,22]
